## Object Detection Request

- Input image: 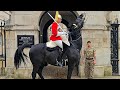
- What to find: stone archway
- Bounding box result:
[39,11,79,43]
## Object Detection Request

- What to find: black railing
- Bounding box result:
[111,59,119,75]
[111,18,120,75]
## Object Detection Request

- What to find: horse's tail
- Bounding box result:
[14,43,31,69]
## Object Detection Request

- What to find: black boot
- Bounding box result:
[55,47,63,67]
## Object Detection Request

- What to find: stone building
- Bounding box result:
[1,11,120,78]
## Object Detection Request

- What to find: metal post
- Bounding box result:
[0,22,3,57]
[3,21,6,67]
[0,20,5,76]
[0,21,3,76]
[1,22,3,75]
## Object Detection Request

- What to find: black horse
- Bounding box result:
[14,13,85,79]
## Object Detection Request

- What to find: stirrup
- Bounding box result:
[56,61,63,67]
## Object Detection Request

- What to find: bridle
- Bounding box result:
[68,29,82,52]
[68,23,82,42]
[66,14,85,51]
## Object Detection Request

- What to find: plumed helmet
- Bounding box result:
[55,11,62,21]
[58,14,62,19]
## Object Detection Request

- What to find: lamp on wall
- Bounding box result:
[114,18,118,24]
[0,20,5,33]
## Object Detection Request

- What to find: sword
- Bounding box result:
[47,12,65,32]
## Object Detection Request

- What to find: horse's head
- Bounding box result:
[69,13,85,40]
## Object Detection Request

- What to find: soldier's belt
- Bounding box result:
[86,58,93,60]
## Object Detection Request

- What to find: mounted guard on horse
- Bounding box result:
[14,11,86,79]
[46,11,70,67]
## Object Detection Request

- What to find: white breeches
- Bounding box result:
[53,40,63,51]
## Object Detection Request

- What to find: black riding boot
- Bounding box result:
[55,48,63,67]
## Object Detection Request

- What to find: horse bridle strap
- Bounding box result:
[72,34,81,42]
[69,33,81,52]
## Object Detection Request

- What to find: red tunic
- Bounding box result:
[50,22,62,41]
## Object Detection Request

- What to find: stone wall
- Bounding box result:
[81,29,111,66]
[6,30,39,68]
[3,11,115,78]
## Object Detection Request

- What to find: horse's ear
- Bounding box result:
[79,13,85,18]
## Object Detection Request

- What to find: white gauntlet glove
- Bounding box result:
[57,32,67,37]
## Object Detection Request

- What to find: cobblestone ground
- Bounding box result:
[0,75,120,79]
[71,76,120,79]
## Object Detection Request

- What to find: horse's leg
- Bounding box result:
[76,60,80,76]
[75,55,80,76]
[37,65,45,79]
[67,63,75,79]
[76,63,80,76]
[32,65,39,79]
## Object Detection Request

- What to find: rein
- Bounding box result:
[69,31,81,42]
[72,34,81,42]
[69,32,81,52]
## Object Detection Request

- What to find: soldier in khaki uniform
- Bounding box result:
[82,41,96,79]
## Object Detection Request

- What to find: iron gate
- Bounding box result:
[111,19,120,75]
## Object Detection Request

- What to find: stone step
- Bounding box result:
[0,65,112,79]
[4,65,78,79]
[79,65,112,78]
[1,75,120,79]
[42,65,78,79]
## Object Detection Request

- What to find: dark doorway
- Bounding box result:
[39,11,79,43]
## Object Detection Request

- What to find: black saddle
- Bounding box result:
[46,43,69,66]
[46,46,60,52]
